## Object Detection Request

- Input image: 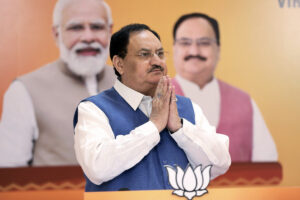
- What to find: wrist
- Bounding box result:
[150,119,164,132]
[169,118,183,134]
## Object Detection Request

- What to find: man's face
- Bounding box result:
[55,0,111,76]
[120,30,167,92]
[173,17,220,84]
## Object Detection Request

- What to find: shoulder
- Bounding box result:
[102,65,116,77]
[3,80,31,102]
[176,95,191,103]
[18,59,62,81]
[103,65,115,73]
[176,95,193,109]
[217,79,251,98]
[97,65,116,86]
[100,65,115,79]
[84,88,115,102]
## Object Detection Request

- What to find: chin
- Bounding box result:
[183,65,205,74]
[148,76,162,85]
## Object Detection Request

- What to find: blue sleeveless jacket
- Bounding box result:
[74,87,195,191]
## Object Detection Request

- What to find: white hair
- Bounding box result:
[52,0,113,27]
[58,32,109,77]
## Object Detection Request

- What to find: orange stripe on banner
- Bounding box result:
[0,181,85,191]
[211,177,281,186]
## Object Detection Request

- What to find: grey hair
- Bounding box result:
[52,0,113,28]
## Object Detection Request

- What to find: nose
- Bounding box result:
[80,28,96,44]
[188,42,201,55]
[149,53,166,69]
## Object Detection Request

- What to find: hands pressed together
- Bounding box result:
[150,76,182,133]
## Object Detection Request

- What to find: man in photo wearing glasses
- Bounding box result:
[171,13,277,162]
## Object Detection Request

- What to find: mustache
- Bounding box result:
[148,65,164,73]
[73,42,104,54]
[184,55,207,61]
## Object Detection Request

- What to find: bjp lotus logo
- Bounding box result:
[165,164,212,200]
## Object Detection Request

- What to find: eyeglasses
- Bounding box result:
[133,50,168,60]
[175,37,217,48]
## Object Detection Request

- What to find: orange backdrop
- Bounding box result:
[0,0,299,186]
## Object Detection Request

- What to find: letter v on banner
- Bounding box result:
[278,0,300,8]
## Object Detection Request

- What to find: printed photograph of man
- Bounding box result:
[172,13,278,162]
[0,0,115,167]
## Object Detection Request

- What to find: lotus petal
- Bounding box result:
[182,165,197,191]
[194,165,203,190]
[196,189,207,197]
[184,191,196,200]
[201,165,212,189]
[165,166,179,189]
[173,189,184,197]
[176,166,184,190]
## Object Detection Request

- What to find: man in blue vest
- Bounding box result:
[74,24,231,191]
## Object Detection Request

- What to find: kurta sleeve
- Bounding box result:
[170,102,231,179]
[74,101,160,185]
[0,80,38,167]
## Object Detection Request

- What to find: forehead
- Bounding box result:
[61,0,108,25]
[176,17,216,39]
[128,30,162,51]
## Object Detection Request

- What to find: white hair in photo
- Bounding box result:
[52,0,113,27]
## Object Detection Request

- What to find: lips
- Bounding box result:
[151,69,163,72]
[76,48,100,56]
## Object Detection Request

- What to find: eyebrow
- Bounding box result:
[177,37,213,41]
[197,37,214,41]
[65,19,107,27]
[139,47,164,52]
[90,19,106,25]
[65,21,81,28]
[176,37,191,40]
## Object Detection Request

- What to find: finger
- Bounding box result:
[157,76,167,102]
[161,76,168,98]
[169,85,174,105]
[158,76,164,92]
[172,85,176,99]
[170,86,177,105]
[165,75,171,95]
[166,75,171,87]
[165,84,172,104]
[154,76,164,99]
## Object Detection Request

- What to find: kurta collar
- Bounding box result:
[175,74,218,92]
[114,79,145,111]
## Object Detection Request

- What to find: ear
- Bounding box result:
[216,45,221,62]
[52,26,59,46]
[112,55,125,76]
[109,24,113,35]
